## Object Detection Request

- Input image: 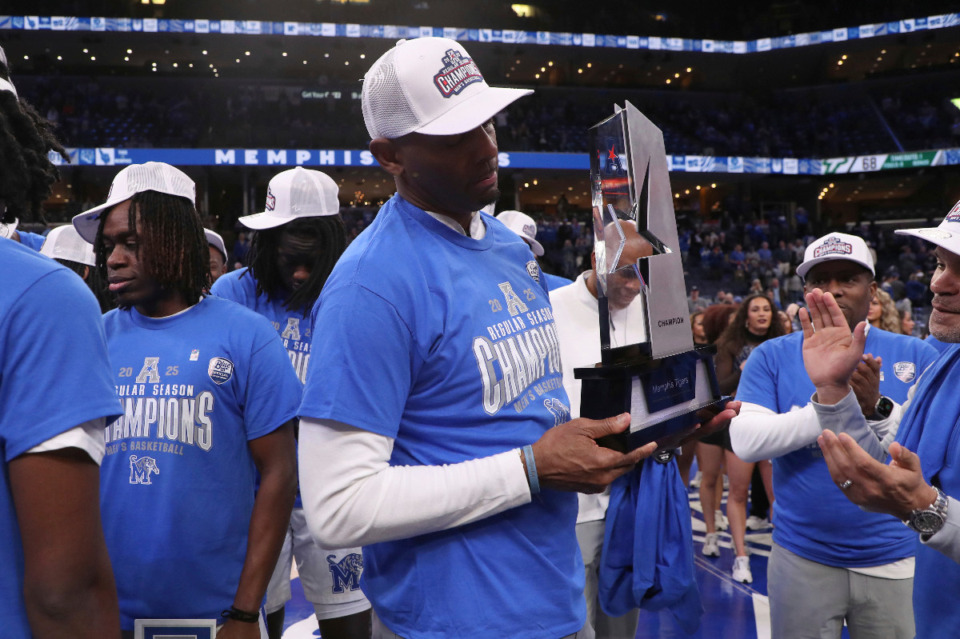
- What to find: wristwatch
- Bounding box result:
[871,395,895,420]
[905,487,949,540]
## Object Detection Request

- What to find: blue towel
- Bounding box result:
[598,457,702,634]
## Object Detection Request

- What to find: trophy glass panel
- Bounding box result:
[589,106,651,352]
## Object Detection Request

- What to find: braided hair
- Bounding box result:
[93,191,209,309]
[0,59,68,225]
[245,216,346,315]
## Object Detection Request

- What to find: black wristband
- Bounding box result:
[221,606,259,624]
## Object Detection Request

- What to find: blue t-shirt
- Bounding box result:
[737,328,938,567]
[0,241,120,638]
[16,230,46,251]
[300,195,583,639]
[100,296,301,629]
[211,267,310,508]
[211,268,312,383]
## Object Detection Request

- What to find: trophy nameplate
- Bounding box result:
[575,101,726,452]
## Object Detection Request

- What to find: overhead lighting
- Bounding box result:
[282,52,288,57]
[202,50,208,55]
[577,68,583,74]
[83,48,89,54]
[686,67,692,72]
[90,56,96,61]
[244,51,251,56]
[124,56,130,61]
[548,61,553,66]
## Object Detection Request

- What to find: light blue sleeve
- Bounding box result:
[0,269,120,459]
[299,284,419,440]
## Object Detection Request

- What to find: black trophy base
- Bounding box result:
[574,346,725,453]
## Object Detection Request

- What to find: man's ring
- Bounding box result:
[839,479,853,490]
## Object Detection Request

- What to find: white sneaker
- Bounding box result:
[746,515,769,530]
[702,533,720,557]
[690,471,702,488]
[715,510,729,531]
[732,556,753,584]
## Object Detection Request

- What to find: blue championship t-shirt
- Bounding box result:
[300,195,583,639]
[0,241,121,638]
[211,268,312,383]
[100,296,301,629]
[737,328,938,567]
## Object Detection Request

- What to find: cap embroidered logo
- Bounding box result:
[813,237,853,258]
[433,49,483,98]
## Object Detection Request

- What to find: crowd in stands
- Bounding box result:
[527,207,936,333]
[16,75,960,158]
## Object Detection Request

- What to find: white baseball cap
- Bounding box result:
[72,162,196,243]
[361,37,532,140]
[0,45,16,97]
[238,167,340,231]
[204,229,227,261]
[896,198,960,255]
[797,232,875,279]
[496,210,544,257]
[40,225,96,266]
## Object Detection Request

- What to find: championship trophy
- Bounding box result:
[574,101,726,453]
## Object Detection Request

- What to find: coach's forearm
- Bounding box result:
[298,418,531,548]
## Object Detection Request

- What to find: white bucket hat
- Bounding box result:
[895,198,960,255]
[496,210,544,256]
[40,225,96,266]
[361,37,532,140]
[238,167,340,231]
[796,232,875,279]
[72,162,196,243]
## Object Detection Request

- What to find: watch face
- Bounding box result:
[876,396,895,419]
[911,510,945,535]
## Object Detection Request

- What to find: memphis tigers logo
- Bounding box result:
[433,49,483,97]
[265,186,276,211]
[813,236,853,259]
[129,455,159,485]
[544,397,570,426]
[327,553,363,593]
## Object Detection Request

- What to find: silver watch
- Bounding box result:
[905,487,948,539]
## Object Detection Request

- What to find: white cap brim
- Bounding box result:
[796,255,874,279]
[527,237,545,257]
[415,86,532,136]
[72,197,130,244]
[895,227,960,254]
[238,210,329,230]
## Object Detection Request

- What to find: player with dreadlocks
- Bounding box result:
[0,48,69,248]
[73,161,300,639]
[0,43,122,637]
[211,167,370,639]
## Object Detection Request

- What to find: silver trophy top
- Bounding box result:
[589,101,694,360]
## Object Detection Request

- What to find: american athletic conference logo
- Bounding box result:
[433,49,483,97]
[813,236,853,259]
[266,186,276,211]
